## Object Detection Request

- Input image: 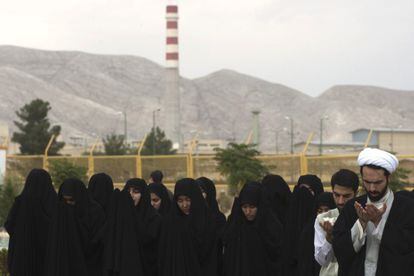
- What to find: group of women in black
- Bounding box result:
[5,168,340,276]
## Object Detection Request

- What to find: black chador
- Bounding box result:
[88,172,114,217]
[333,193,414,276]
[158,178,217,276]
[5,169,57,276]
[297,192,336,276]
[124,178,161,276]
[284,175,323,276]
[148,182,172,216]
[197,177,227,276]
[103,189,145,276]
[223,182,283,276]
[262,174,292,227]
[44,178,105,276]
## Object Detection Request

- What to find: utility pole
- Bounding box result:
[123,111,127,146]
[275,130,279,154]
[285,116,294,154]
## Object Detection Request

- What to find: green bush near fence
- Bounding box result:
[0,249,8,275]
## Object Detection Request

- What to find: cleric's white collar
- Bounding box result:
[367,188,392,209]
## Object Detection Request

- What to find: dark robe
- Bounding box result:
[45,178,105,276]
[197,177,227,276]
[158,178,217,276]
[297,192,336,276]
[148,182,172,216]
[88,173,114,217]
[4,169,57,276]
[103,189,144,276]
[262,174,292,227]
[333,193,414,276]
[284,175,323,276]
[223,182,283,276]
[124,178,161,276]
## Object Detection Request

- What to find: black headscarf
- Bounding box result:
[103,189,144,276]
[316,192,336,210]
[148,182,172,216]
[88,173,114,216]
[284,175,324,276]
[262,174,292,226]
[45,178,105,276]
[223,182,283,276]
[123,178,161,276]
[150,170,163,184]
[158,178,217,276]
[296,174,324,196]
[4,168,57,276]
[196,177,219,212]
[124,178,154,221]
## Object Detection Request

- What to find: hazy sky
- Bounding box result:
[1,0,413,96]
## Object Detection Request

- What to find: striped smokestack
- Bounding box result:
[163,1,181,149]
[166,4,179,69]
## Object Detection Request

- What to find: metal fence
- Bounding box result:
[5,153,414,186]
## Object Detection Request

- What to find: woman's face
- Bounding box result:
[177,195,191,215]
[151,193,162,210]
[129,187,141,206]
[200,186,207,199]
[241,203,258,221]
[63,195,76,205]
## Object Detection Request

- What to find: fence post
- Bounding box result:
[187,134,198,178]
[300,132,314,176]
[136,134,147,178]
[364,129,373,148]
[43,135,56,171]
[87,139,99,179]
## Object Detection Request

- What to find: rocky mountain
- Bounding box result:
[0,45,413,153]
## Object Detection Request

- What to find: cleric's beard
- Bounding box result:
[366,184,388,202]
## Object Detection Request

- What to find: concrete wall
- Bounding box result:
[378,132,414,154]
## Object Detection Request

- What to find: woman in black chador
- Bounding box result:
[197,177,227,276]
[123,178,161,276]
[158,178,217,276]
[103,188,145,276]
[44,178,105,276]
[5,168,57,276]
[261,174,292,227]
[223,181,283,276]
[297,192,336,276]
[88,172,114,217]
[283,174,324,276]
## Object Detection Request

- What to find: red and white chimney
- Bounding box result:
[166,3,179,69]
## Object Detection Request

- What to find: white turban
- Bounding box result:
[357,148,399,174]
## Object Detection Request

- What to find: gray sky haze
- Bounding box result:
[1,0,413,96]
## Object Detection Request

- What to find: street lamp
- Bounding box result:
[285,116,294,154]
[319,116,329,156]
[116,111,127,145]
[274,130,280,154]
[152,108,161,156]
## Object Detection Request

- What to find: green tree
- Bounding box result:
[103,133,128,155]
[12,99,65,155]
[0,176,23,226]
[49,159,87,188]
[389,166,410,192]
[214,143,268,194]
[141,127,176,155]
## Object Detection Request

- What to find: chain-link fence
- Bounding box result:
[5,153,414,186]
